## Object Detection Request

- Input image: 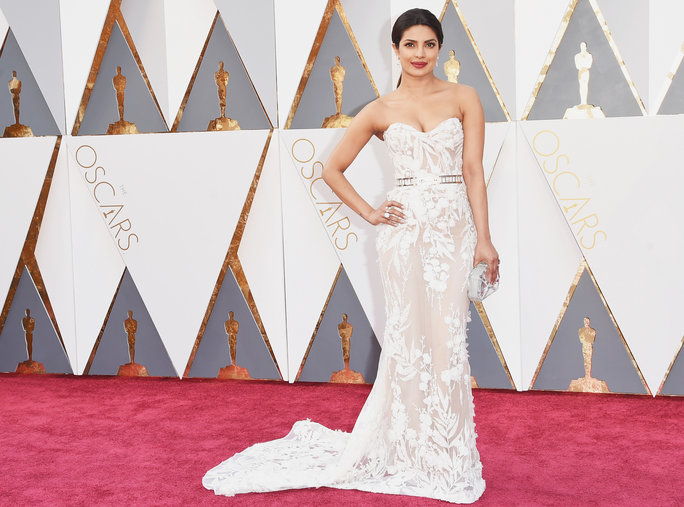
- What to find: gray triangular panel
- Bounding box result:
[187,266,280,380]
[467,302,513,389]
[78,21,167,135]
[0,267,71,373]
[0,30,60,136]
[533,269,646,394]
[528,0,642,120]
[290,9,376,129]
[176,14,271,131]
[88,269,176,376]
[437,4,507,122]
[298,267,380,383]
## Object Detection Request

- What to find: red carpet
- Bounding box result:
[0,374,681,505]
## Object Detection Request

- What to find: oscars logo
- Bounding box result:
[563,42,605,119]
[568,317,610,393]
[444,50,460,83]
[16,309,45,374]
[217,311,251,379]
[330,313,365,383]
[3,71,34,137]
[117,310,149,376]
[106,66,140,135]
[207,61,240,131]
[322,56,353,128]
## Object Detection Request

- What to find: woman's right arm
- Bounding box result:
[322,102,406,227]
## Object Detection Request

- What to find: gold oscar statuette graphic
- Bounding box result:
[218,311,251,379]
[117,310,149,376]
[563,42,605,119]
[568,316,610,393]
[444,50,461,83]
[106,66,139,135]
[3,71,34,138]
[330,313,365,383]
[15,309,45,374]
[322,56,353,128]
[470,376,478,389]
[207,61,240,131]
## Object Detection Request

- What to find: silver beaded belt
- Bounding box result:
[396,174,463,186]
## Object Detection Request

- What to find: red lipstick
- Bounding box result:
[411,61,427,69]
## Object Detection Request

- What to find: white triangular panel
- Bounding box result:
[521,116,684,392]
[281,129,392,346]
[0,137,55,314]
[34,142,77,371]
[274,0,328,127]
[0,0,66,132]
[59,0,110,132]
[0,8,8,38]
[595,0,649,113]
[238,130,288,378]
[458,0,516,119]
[279,131,341,380]
[66,136,125,375]
[517,123,584,389]
[340,0,391,94]
[650,0,684,114]
[67,131,269,376]
[215,0,278,126]
[514,0,569,118]
[480,125,521,389]
[483,123,509,183]
[120,0,169,126]
[163,0,216,124]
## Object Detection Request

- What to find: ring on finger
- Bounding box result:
[383,211,390,218]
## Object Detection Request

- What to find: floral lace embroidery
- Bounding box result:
[203,117,485,504]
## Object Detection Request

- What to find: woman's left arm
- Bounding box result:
[459,85,500,283]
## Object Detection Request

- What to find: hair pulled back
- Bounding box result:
[391,8,443,87]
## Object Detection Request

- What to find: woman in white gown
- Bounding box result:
[203,8,499,504]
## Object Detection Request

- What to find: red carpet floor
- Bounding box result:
[0,374,681,506]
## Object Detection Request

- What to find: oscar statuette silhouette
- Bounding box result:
[563,42,605,119]
[106,66,140,134]
[3,71,34,137]
[443,50,460,83]
[117,310,149,376]
[568,316,610,393]
[321,56,353,128]
[207,61,240,131]
[15,309,45,374]
[217,311,251,379]
[330,313,365,383]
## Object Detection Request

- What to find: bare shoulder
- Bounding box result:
[354,93,398,134]
[451,83,481,106]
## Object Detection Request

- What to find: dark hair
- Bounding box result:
[391,8,444,87]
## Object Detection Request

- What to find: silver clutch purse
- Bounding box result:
[468,262,500,301]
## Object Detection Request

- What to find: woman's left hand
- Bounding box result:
[473,240,500,284]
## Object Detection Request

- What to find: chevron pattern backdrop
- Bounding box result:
[0,0,682,397]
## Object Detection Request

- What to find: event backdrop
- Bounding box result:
[0,0,682,397]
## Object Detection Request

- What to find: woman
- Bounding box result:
[203,8,499,504]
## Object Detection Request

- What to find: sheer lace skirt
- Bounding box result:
[202,183,485,504]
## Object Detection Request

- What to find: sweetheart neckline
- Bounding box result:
[382,116,462,140]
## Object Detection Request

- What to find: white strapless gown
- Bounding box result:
[203,116,486,503]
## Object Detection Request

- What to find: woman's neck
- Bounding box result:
[397,73,440,98]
